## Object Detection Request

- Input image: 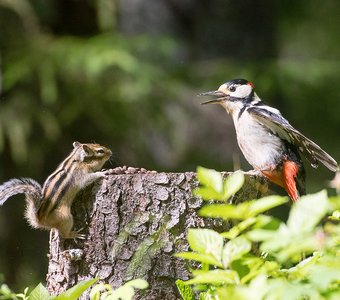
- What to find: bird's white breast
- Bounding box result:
[232,110,284,170]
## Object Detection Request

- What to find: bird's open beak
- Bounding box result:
[199,90,227,105]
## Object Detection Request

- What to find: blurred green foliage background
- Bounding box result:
[0,0,339,291]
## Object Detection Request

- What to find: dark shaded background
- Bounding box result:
[0,0,339,291]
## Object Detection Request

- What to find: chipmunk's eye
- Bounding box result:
[229,86,236,92]
[97,149,105,154]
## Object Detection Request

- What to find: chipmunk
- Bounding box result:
[0,141,112,239]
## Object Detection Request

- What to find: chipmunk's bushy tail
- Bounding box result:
[0,178,42,228]
[0,178,42,205]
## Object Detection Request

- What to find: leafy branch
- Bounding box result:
[176,167,340,300]
[0,278,148,300]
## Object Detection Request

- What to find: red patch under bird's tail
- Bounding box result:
[261,160,304,202]
[282,160,300,202]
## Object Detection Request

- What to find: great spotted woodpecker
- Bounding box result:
[200,79,339,201]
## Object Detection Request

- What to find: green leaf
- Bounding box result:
[107,288,135,300]
[223,171,244,200]
[199,292,212,300]
[275,235,318,263]
[195,169,245,201]
[196,166,223,195]
[222,237,252,268]
[193,187,224,201]
[246,196,288,217]
[185,270,240,285]
[187,229,224,262]
[281,252,320,280]
[247,193,331,259]
[55,278,98,300]
[254,215,281,230]
[222,217,257,239]
[0,284,17,298]
[104,279,148,300]
[266,279,320,299]
[308,264,340,290]
[246,228,277,242]
[123,279,148,290]
[199,196,287,221]
[28,283,52,300]
[90,283,112,300]
[175,252,222,267]
[216,274,268,300]
[241,259,280,285]
[233,257,265,284]
[176,279,195,300]
[242,274,269,300]
[287,190,330,234]
[248,223,292,254]
[329,210,340,221]
[89,280,148,300]
[199,204,246,220]
[222,214,281,240]
[328,195,340,211]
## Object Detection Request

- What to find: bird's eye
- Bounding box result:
[229,86,236,92]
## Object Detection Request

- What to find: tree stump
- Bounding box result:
[46,171,269,299]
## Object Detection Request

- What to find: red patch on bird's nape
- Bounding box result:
[283,160,300,202]
[247,81,255,89]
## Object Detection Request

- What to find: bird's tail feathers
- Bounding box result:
[292,132,338,172]
[313,148,339,173]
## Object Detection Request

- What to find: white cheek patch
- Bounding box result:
[218,84,229,94]
[232,84,252,98]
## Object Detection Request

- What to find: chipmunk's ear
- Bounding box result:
[82,144,92,155]
[79,144,94,161]
[73,141,81,148]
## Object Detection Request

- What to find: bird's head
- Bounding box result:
[199,79,255,105]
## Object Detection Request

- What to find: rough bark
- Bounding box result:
[46,171,269,299]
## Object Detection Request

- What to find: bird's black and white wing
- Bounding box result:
[247,105,339,172]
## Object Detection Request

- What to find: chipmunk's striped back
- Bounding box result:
[38,146,80,219]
